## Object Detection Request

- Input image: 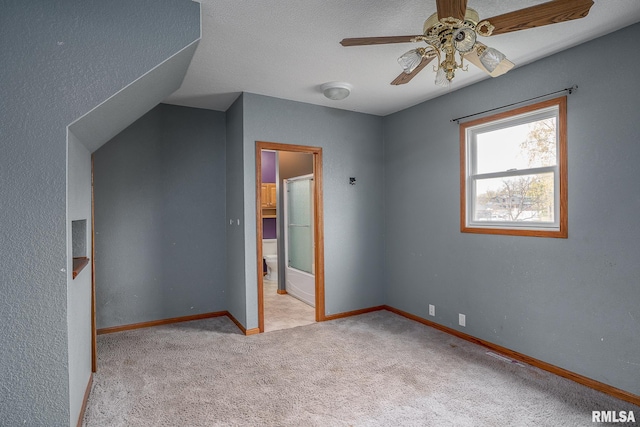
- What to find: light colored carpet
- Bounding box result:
[84,310,638,426]
[263,279,315,332]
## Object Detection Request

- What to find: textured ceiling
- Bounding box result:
[164,0,640,116]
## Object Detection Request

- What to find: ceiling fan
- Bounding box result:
[340,0,594,87]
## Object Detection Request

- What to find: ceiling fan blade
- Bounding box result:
[436,0,468,22]
[483,0,594,36]
[340,36,422,46]
[391,56,435,85]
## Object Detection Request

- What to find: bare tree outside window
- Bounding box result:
[477,118,556,223]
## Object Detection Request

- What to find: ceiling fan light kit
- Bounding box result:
[478,46,506,73]
[452,27,477,53]
[340,0,594,87]
[321,82,353,100]
[435,66,450,88]
[398,48,426,74]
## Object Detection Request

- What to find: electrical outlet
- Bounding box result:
[428,304,435,316]
[459,313,466,327]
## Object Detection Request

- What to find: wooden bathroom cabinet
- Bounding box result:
[261,183,277,217]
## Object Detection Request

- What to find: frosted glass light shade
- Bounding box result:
[452,28,476,53]
[435,67,450,88]
[321,82,352,100]
[479,47,506,72]
[398,49,423,74]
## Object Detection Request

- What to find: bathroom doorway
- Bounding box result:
[255,141,325,333]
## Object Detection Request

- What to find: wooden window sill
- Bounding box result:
[73,257,89,279]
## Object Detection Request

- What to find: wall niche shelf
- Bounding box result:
[72,257,89,279]
[72,219,89,280]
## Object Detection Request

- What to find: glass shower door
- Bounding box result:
[286,176,313,274]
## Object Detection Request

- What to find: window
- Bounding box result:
[460,97,567,238]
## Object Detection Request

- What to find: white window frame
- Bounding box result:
[460,97,567,238]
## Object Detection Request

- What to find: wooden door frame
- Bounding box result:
[256,141,325,333]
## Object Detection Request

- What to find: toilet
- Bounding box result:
[262,239,278,282]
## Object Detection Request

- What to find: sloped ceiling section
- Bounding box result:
[69,41,200,153]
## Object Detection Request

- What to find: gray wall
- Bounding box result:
[0,1,199,424]
[242,93,386,328]
[383,23,640,396]
[66,133,93,426]
[225,95,248,326]
[94,104,226,328]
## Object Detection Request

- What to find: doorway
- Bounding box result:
[256,141,325,333]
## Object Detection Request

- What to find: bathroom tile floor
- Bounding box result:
[263,280,315,332]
